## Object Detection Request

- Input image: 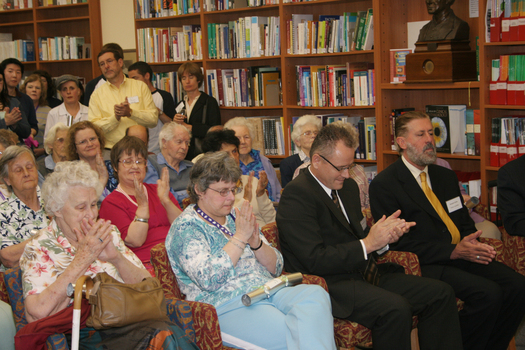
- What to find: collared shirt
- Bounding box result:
[184,93,200,123]
[44,102,89,140]
[401,155,432,190]
[297,148,309,162]
[88,77,158,148]
[20,220,144,299]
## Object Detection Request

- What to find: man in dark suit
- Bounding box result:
[277,122,463,350]
[369,111,525,350]
[498,154,525,236]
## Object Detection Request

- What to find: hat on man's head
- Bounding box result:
[55,74,80,89]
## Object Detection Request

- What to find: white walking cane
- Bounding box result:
[66,276,93,350]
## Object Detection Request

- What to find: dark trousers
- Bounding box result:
[346,273,463,350]
[422,260,525,350]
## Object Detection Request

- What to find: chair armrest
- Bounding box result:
[377,251,422,277]
[501,229,525,275]
[301,274,329,293]
[479,237,507,265]
[185,300,224,350]
[473,203,490,221]
[0,272,9,304]
[46,334,69,350]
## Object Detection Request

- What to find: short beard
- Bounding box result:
[405,142,437,167]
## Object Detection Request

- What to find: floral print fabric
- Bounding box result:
[165,205,283,308]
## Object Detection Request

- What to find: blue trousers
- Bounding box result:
[0,301,15,350]
[216,284,336,350]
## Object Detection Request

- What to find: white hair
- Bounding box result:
[224,117,255,140]
[42,161,104,216]
[290,115,322,145]
[44,122,69,154]
[158,122,191,149]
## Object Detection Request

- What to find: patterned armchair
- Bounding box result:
[501,228,525,276]
[150,243,235,350]
[261,222,420,348]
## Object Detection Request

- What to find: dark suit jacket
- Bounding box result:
[369,158,476,272]
[277,168,396,318]
[498,155,525,236]
[182,92,221,160]
[279,154,303,188]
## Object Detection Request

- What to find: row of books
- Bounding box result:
[206,67,281,107]
[490,116,525,167]
[207,16,280,59]
[295,62,375,107]
[489,54,525,105]
[243,117,285,155]
[151,71,186,105]
[39,0,86,5]
[203,0,278,12]
[389,106,481,156]
[0,40,34,62]
[135,0,199,18]
[487,0,525,42]
[137,26,202,63]
[1,0,32,9]
[37,36,88,61]
[287,10,373,55]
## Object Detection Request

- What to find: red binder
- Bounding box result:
[519,17,525,41]
[502,17,511,41]
[490,142,500,166]
[510,18,520,41]
[491,16,502,42]
[508,82,518,105]
[516,81,525,105]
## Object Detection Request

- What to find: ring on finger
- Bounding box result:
[476,255,480,260]
[99,238,103,243]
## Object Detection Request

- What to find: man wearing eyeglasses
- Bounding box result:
[88,47,157,149]
[277,122,463,350]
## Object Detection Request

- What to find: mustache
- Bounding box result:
[423,143,435,152]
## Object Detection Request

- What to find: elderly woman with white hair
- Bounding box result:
[19,161,199,350]
[224,117,281,202]
[0,146,48,269]
[37,122,68,187]
[145,122,193,207]
[279,115,321,188]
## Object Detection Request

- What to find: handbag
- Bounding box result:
[86,272,168,330]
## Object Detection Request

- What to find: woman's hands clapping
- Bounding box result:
[234,200,259,247]
[157,167,171,204]
[74,218,118,263]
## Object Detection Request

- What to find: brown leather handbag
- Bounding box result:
[85,272,168,330]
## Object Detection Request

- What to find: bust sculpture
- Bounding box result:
[417,0,469,42]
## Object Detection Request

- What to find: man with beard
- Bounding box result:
[369,111,525,350]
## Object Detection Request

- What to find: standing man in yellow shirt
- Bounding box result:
[88,47,157,149]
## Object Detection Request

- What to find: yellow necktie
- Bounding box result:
[420,172,461,244]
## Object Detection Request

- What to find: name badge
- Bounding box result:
[128,96,139,104]
[360,217,367,230]
[446,196,463,213]
[175,101,185,113]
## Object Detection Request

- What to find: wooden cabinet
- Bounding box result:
[0,0,102,81]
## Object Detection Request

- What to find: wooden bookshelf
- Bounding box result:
[0,0,102,81]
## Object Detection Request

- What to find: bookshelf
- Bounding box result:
[0,0,102,81]
[133,0,505,206]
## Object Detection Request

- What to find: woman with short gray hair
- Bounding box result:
[280,115,322,187]
[37,122,68,187]
[0,145,47,269]
[167,151,335,350]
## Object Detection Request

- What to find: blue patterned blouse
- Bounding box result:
[166,204,283,308]
[240,149,276,201]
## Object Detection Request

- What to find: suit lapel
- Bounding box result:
[395,159,442,222]
[304,169,360,239]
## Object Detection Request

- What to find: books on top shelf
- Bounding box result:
[0,37,34,62]
[135,0,199,19]
[207,16,280,59]
[390,48,412,84]
[295,62,374,107]
[490,116,525,167]
[287,10,373,55]
[246,117,285,156]
[487,0,525,42]
[137,26,202,63]
[206,66,281,107]
[38,37,86,61]
[489,54,525,105]
[203,0,277,12]
[38,0,86,5]
[1,0,33,9]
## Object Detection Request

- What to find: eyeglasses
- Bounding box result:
[208,185,243,197]
[75,136,98,146]
[119,159,147,168]
[302,130,318,137]
[318,154,353,173]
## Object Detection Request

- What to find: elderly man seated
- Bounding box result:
[145,122,192,207]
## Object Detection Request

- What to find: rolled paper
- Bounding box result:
[242,273,303,306]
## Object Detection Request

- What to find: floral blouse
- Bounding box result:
[0,188,48,253]
[166,205,283,308]
[20,220,144,298]
[239,149,276,202]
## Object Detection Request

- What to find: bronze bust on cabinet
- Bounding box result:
[418,0,469,42]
